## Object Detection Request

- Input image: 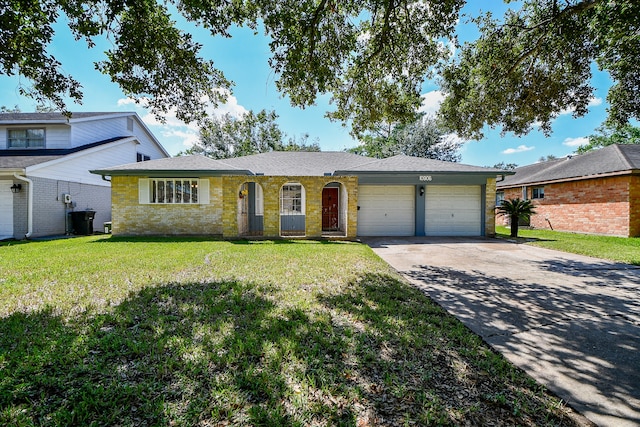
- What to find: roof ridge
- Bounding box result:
[610,144,635,169]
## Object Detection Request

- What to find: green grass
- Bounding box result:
[496,226,640,265]
[0,236,579,426]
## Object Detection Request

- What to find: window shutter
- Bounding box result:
[138,178,150,204]
[198,179,210,204]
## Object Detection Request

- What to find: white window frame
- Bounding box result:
[496,191,505,205]
[280,183,305,215]
[138,178,210,205]
[7,128,45,148]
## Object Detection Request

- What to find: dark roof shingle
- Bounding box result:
[498,144,640,187]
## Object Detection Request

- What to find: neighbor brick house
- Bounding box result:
[496,144,640,237]
[91,152,504,239]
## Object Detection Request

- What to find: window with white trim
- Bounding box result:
[280,184,305,215]
[138,178,210,205]
[8,128,45,148]
[496,191,505,206]
[152,179,199,203]
[532,186,545,199]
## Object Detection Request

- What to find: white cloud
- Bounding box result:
[502,145,535,154]
[116,91,249,151]
[562,136,589,147]
[559,96,604,116]
[588,97,603,107]
[418,90,445,116]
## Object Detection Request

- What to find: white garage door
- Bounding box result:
[357,185,415,236]
[425,185,482,236]
[0,185,13,240]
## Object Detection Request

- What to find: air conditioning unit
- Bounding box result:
[63,194,72,204]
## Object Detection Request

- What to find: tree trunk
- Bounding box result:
[510,215,519,237]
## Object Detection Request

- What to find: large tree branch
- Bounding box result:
[306,0,328,64]
[503,0,601,76]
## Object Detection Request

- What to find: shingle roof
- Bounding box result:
[0,155,64,169]
[0,112,125,123]
[92,151,504,177]
[0,136,133,170]
[336,154,503,174]
[498,144,640,188]
[221,151,373,175]
[91,155,250,175]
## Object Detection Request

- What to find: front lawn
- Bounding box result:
[496,226,640,265]
[1,236,579,426]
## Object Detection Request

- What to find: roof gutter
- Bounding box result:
[13,173,33,239]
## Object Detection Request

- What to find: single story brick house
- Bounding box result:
[496,144,640,237]
[91,151,504,239]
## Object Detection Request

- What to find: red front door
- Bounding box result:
[322,187,339,230]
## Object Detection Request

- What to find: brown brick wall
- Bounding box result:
[629,175,640,237]
[498,175,634,236]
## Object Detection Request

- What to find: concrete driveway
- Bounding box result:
[364,237,640,427]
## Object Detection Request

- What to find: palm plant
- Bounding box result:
[497,198,537,237]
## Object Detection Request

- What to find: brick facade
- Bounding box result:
[111,175,359,238]
[498,175,640,237]
[111,176,224,236]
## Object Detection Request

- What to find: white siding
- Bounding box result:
[425,185,482,236]
[70,116,127,148]
[357,185,415,236]
[0,124,70,149]
[27,141,138,187]
[131,118,167,160]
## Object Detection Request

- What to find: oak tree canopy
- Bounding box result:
[2,0,638,138]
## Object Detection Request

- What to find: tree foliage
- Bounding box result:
[3,1,639,138]
[575,122,640,153]
[491,162,518,171]
[439,0,640,139]
[183,109,320,159]
[1,0,464,133]
[348,115,462,162]
[538,155,558,162]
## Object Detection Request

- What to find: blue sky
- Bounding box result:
[0,1,613,167]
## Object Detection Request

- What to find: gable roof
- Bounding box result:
[92,151,503,177]
[498,144,640,188]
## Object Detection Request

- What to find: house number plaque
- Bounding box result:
[419,175,433,182]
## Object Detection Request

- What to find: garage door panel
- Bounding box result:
[358,185,414,236]
[0,186,13,239]
[425,185,481,236]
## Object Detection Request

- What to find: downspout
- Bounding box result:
[13,173,33,238]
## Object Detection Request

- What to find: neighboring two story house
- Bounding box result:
[0,112,169,240]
